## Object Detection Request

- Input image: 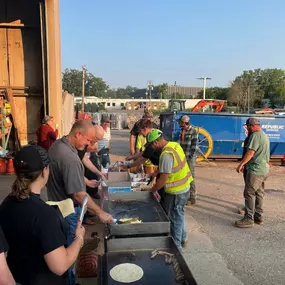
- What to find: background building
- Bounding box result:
[74,97,200,110]
[130,85,203,99]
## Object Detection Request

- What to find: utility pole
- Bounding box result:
[149,80,152,102]
[81,65,87,113]
[197,77,211,100]
[247,85,250,114]
[145,81,153,110]
[174,81,177,99]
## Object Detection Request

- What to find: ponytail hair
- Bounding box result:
[11,170,42,200]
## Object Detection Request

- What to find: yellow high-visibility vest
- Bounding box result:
[159,141,193,194]
[136,134,152,166]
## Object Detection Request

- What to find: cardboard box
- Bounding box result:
[106,172,132,193]
[100,172,132,208]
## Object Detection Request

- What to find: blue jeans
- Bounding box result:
[163,191,189,248]
[187,157,196,200]
[64,206,81,285]
[100,154,110,168]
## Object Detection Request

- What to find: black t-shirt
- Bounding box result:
[0,193,67,285]
[77,145,88,161]
[130,120,159,136]
[142,144,161,166]
[0,225,8,254]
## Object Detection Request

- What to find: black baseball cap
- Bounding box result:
[244,118,260,126]
[14,146,50,174]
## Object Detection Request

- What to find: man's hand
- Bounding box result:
[98,172,107,179]
[126,154,134,161]
[236,163,244,173]
[141,187,150,192]
[98,211,113,223]
[149,172,157,178]
[121,164,129,170]
[86,179,100,188]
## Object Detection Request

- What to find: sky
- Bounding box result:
[60,0,285,89]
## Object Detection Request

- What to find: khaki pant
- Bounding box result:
[244,172,267,220]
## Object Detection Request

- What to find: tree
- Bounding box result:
[157,83,168,99]
[228,70,262,112]
[228,69,285,110]
[75,103,105,113]
[197,87,229,100]
[113,86,138,98]
[62,68,109,97]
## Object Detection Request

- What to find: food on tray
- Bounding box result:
[109,263,144,283]
[118,217,142,224]
[111,199,136,204]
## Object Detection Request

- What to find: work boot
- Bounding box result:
[254,216,264,225]
[238,207,246,215]
[235,217,254,228]
[189,198,196,205]
[181,240,188,248]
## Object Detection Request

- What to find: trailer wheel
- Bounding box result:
[194,127,213,162]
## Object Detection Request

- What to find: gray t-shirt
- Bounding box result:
[159,153,189,194]
[159,153,174,174]
[47,137,86,202]
[246,130,270,176]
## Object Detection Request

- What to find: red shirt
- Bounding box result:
[36,124,58,150]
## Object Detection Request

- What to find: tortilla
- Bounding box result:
[110,263,144,283]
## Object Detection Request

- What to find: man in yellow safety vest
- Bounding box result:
[146,129,193,248]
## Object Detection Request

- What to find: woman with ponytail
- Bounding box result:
[0,146,85,285]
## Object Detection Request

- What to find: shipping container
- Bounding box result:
[160,112,285,159]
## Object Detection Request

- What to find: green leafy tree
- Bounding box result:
[197,87,229,100]
[62,68,109,97]
[228,68,285,110]
[157,83,168,99]
[115,86,138,98]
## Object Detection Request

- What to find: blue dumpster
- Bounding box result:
[160,112,285,158]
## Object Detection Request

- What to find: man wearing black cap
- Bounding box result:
[238,118,253,215]
[235,118,270,228]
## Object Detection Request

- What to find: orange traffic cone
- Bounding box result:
[6,157,14,174]
[0,158,6,174]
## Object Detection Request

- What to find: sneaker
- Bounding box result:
[254,217,264,225]
[238,207,246,215]
[181,240,188,248]
[235,217,254,228]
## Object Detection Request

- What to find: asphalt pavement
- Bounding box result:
[0,130,284,285]
[110,130,285,285]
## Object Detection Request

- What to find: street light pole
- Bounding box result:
[81,65,87,113]
[197,77,211,100]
